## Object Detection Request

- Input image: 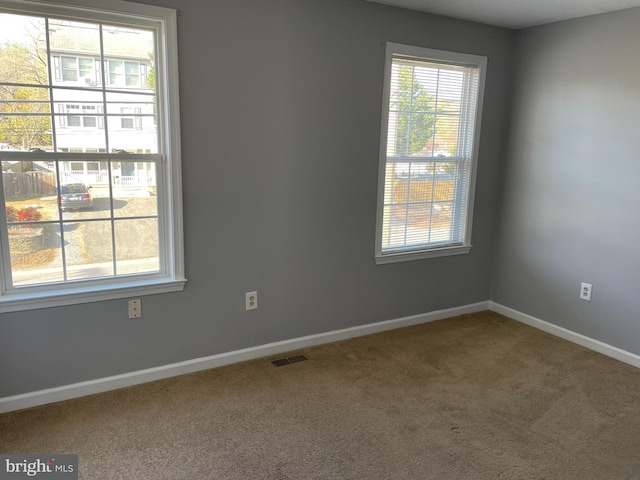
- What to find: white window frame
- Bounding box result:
[0,0,185,312]
[375,43,487,265]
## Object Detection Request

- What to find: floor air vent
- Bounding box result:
[271,354,309,367]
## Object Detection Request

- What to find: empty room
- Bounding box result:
[1,0,639,478]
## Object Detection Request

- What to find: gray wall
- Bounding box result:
[0,0,513,397]
[492,8,640,354]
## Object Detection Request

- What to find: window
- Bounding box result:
[62,104,103,128]
[375,43,487,264]
[108,60,143,87]
[120,107,142,130]
[56,56,95,83]
[0,0,185,312]
[61,56,78,81]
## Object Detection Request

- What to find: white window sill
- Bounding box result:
[0,278,186,313]
[375,245,472,265]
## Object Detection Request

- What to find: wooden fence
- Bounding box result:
[3,172,57,198]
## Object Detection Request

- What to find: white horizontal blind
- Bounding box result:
[379,48,482,255]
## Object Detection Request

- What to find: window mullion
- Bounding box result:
[54,160,70,282]
[98,24,110,154]
[96,23,119,275]
[44,17,58,153]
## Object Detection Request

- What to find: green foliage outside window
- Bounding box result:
[393,65,435,156]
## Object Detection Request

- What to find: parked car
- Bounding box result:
[60,183,93,211]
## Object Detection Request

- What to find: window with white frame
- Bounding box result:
[55,55,97,84]
[0,0,185,312]
[61,104,103,128]
[108,60,144,87]
[375,43,487,264]
[120,106,142,130]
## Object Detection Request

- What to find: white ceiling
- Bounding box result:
[367,0,640,29]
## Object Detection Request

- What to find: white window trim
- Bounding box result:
[0,0,185,313]
[374,43,487,265]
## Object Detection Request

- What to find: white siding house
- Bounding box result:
[45,22,157,192]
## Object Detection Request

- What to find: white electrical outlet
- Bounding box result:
[245,291,258,311]
[579,283,592,301]
[128,298,142,318]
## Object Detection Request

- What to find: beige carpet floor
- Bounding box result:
[2,311,640,479]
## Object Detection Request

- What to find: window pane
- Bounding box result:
[102,25,154,92]
[0,18,51,150]
[125,61,139,87]
[9,223,64,286]
[2,160,58,218]
[52,89,103,104]
[59,177,105,222]
[0,115,53,151]
[78,58,95,84]
[2,155,163,285]
[53,90,106,151]
[432,106,461,157]
[2,160,62,286]
[60,56,78,82]
[106,92,157,152]
[112,162,157,218]
[109,60,123,86]
[0,93,51,151]
[49,20,101,88]
[65,220,114,280]
[381,159,462,250]
[1,89,50,108]
[430,203,454,240]
[67,116,81,127]
[114,218,159,274]
[0,14,49,87]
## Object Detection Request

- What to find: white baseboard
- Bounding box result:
[0,301,490,414]
[489,302,640,369]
